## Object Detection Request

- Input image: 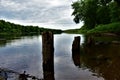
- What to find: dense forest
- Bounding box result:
[67,0,120,34]
[0,20,62,36]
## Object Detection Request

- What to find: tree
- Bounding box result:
[115,0,120,5]
[72,0,98,29]
[99,0,112,6]
[72,0,120,29]
[109,1,120,22]
[72,0,85,23]
[96,5,110,24]
[0,20,62,35]
[83,0,98,29]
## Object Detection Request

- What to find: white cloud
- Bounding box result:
[0,0,27,11]
[0,0,82,30]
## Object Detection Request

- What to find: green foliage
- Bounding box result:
[87,22,120,34]
[97,6,110,24]
[83,0,98,29]
[99,0,112,6]
[72,0,98,29]
[109,1,120,22]
[72,1,85,23]
[0,20,62,35]
[64,22,120,34]
[72,0,120,30]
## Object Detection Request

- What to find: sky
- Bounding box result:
[0,0,83,30]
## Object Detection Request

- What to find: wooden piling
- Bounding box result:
[42,31,54,80]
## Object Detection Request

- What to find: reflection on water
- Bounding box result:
[72,36,81,68]
[0,33,120,80]
[72,35,120,80]
[0,36,43,79]
[80,42,120,80]
[54,34,103,80]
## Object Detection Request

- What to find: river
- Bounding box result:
[0,33,120,80]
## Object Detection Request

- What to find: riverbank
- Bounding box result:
[64,22,120,37]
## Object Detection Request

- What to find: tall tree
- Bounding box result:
[96,5,110,24]
[72,0,85,23]
[109,1,120,22]
[72,0,98,29]
[71,0,120,29]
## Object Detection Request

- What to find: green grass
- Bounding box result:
[87,22,120,34]
[64,22,120,35]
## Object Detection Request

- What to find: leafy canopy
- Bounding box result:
[72,0,120,29]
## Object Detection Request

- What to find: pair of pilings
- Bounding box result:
[42,32,80,80]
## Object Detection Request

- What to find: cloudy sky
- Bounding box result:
[0,0,83,30]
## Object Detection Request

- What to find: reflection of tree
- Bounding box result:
[0,34,26,47]
[0,33,23,47]
[0,34,38,47]
[0,39,7,47]
[81,43,120,80]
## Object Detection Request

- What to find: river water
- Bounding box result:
[0,33,120,80]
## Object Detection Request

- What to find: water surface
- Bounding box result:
[1,33,120,80]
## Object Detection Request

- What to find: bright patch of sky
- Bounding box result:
[0,0,83,30]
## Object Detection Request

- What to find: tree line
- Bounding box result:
[72,0,120,29]
[0,20,62,35]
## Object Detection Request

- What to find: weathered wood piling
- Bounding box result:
[42,31,54,80]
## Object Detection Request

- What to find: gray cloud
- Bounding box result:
[0,0,82,29]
